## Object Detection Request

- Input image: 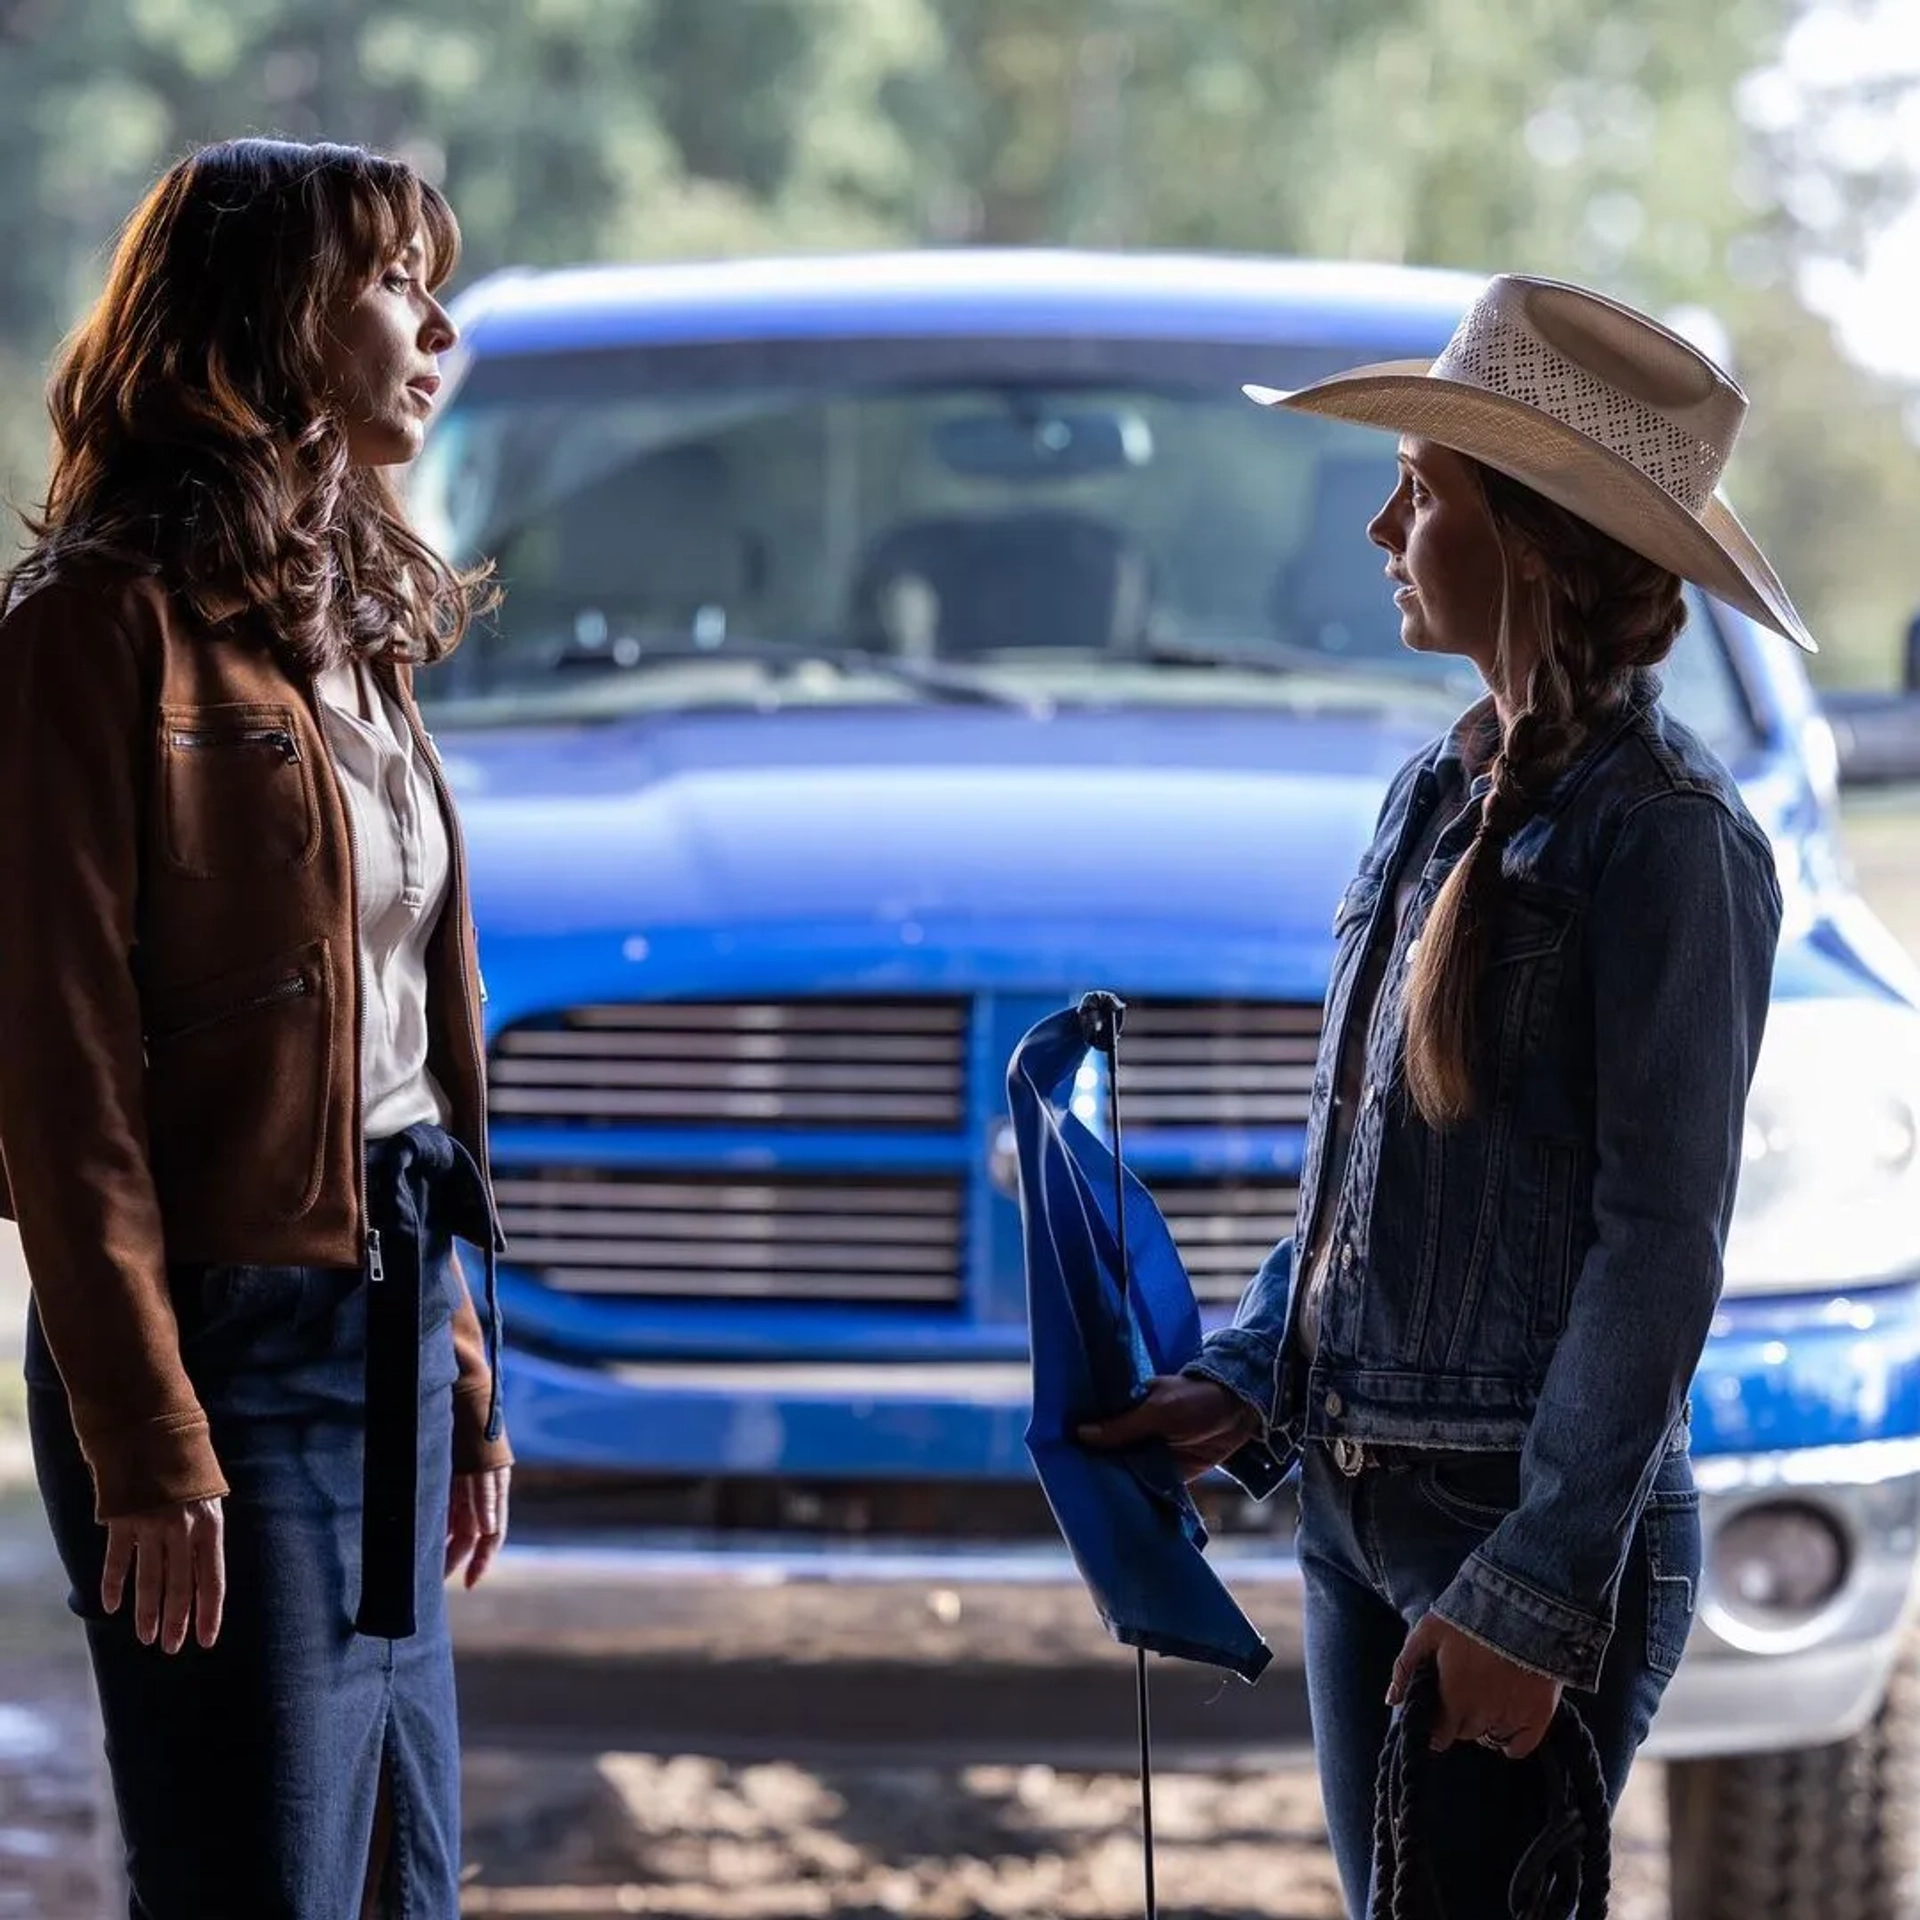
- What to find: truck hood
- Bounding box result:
[437,703,1451,999]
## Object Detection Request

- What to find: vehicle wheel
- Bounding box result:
[1665,1622,1920,1918]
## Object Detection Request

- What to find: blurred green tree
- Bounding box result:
[0,0,1915,678]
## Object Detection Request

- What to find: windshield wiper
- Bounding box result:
[1132,638,1477,699]
[551,637,1044,712]
[1134,638,1369,676]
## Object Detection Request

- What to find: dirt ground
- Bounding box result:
[454,1749,1671,1918]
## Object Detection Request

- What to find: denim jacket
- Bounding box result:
[1193,678,1783,1687]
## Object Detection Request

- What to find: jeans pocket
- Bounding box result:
[177,1263,292,1336]
[1642,1485,1701,1678]
[1410,1452,1522,1531]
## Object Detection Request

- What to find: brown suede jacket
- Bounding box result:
[0,566,512,1519]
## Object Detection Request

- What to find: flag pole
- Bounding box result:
[1078,989,1156,1920]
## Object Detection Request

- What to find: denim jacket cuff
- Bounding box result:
[1185,1329,1281,1428]
[1431,1550,1613,1692]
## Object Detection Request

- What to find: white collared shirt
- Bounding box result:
[313,659,451,1139]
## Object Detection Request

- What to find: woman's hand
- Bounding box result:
[102,1497,226,1654]
[446,1465,511,1588]
[1389,1612,1563,1760]
[1076,1374,1264,1481]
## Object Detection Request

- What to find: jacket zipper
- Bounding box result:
[147,970,311,1046]
[169,724,300,762]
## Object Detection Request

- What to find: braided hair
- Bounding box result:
[1402,463,1688,1129]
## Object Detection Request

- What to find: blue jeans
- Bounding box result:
[26,1125,474,1919]
[1298,1442,1699,1918]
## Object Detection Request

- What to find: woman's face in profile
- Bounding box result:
[319,228,456,468]
[1366,435,1515,686]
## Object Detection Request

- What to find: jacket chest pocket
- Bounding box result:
[1486,885,1577,1070]
[158,703,318,878]
[1326,866,1385,1004]
[1332,866,1384,941]
[1310,866,1385,1109]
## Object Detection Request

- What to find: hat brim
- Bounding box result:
[1244,366,1816,653]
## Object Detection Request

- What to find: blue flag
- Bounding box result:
[1008,1004,1275,1682]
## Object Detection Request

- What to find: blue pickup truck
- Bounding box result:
[411,251,1920,1916]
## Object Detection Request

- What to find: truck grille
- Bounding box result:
[488,999,968,1131]
[492,1169,966,1304]
[1116,999,1323,1127]
[1151,1176,1302,1305]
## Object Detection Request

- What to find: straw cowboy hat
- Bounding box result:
[1244,273,1816,652]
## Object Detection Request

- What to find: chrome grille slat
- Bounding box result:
[569,1004,964,1033]
[490,1090,959,1123]
[1121,1013,1320,1029]
[495,1033,951,1063]
[505,1209,950,1245]
[504,1238,957,1273]
[1122,1100,1312,1123]
[491,1057,948,1090]
[1113,1062,1318,1085]
[492,1177,953,1211]
[488,997,967,1131]
[539,1268,960,1303]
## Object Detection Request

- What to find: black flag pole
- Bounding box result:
[1076,989,1156,1920]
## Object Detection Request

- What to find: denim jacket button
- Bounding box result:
[1340,1243,1355,1272]
[1324,1391,1344,1418]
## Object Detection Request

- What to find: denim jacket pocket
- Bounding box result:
[1332,865,1383,938]
[1486,886,1578,1075]
[1642,1483,1702,1677]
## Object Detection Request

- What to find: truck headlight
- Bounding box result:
[1724,999,1920,1293]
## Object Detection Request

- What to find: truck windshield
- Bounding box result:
[410,333,1755,747]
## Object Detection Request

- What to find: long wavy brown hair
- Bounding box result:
[1402,463,1688,1128]
[9,138,493,668]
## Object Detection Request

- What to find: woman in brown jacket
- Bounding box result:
[0,140,511,1917]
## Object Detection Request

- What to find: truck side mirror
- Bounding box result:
[1906,611,1920,694]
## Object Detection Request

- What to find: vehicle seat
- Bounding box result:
[506,442,763,641]
[849,510,1153,658]
[1268,454,1400,662]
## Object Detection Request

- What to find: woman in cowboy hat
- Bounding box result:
[1082,273,1806,1912]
